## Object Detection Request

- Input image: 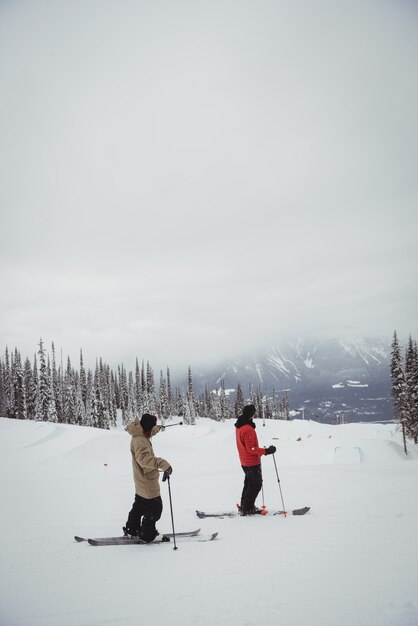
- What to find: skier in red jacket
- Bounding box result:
[235,404,276,515]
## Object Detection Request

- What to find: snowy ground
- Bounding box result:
[1,415,418,626]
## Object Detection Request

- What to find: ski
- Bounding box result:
[196,507,310,518]
[87,532,218,546]
[74,528,201,543]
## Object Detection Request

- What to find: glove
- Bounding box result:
[264,445,276,456]
[162,467,172,482]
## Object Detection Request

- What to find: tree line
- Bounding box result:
[391,331,418,449]
[0,339,291,428]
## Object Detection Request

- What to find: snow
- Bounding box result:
[332,381,369,389]
[1,416,418,626]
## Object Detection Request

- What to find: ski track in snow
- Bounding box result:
[1,416,418,626]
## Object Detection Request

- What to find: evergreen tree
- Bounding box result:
[51,343,62,421]
[63,356,76,424]
[79,349,87,408]
[210,388,222,421]
[127,371,136,421]
[391,330,408,454]
[166,367,173,416]
[119,365,129,425]
[13,349,27,420]
[38,339,50,421]
[135,358,143,416]
[47,356,58,423]
[32,355,42,421]
[219,379,228,421]
[146,361,157,413]
[405,336,418,443]
[4,347,13,418]
[85,370,94,427]
[139,360,147,413]
[283,390,290,420]
[75,379,85,426]
[235,383,244,417]
[0,360,5,417]
[23,357,34,419]
[94,364,108,429]
[159,370,168,419]
[108,369,117,428]
[186,366,196,424]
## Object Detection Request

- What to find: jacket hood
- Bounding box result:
[126,418,145,437]
[234,416,256,429]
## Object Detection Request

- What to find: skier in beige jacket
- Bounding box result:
[123,413,172,542]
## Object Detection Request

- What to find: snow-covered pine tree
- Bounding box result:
[391,330,408,452]
[159,370,168,419]
[186,366,196,424]
[32,354,42,421]
[119,365,129,425]
[166,366,173,417]
[234,383,244,417]
[219,379,229,421]
[198,384,212,418]
[107,369,117,428]
[94,364,109,429]
[51,343,62,421]
[113,368,120,409]
[174,387,184,418]
[4,347,14,418]
[412,340,418,444]
[127,371,136,421]
[79,349,87,409]
[404,336,418,444]
[23,357,34,419]
[283,390,290,420]
[0,360,5,417]
[210,387,222,421]
[140,360,148,413]
[135,358,143,416]
[75,379,85,426]
[13,349,27,420]
[146,361,158,414]
[85,369,94,427]
[46,355,58,423]
[38,339,50,421]
[63,356,76,424]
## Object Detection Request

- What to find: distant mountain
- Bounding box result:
[193,337,393,423]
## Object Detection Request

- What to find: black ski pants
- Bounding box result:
[125,494,163,542]
[240,464,263,512]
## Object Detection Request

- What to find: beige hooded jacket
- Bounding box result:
[126,418,171,499]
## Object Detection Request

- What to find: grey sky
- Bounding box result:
[1,0,417,371]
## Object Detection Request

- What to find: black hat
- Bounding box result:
[242,404,256,419]
[140,413,157,433]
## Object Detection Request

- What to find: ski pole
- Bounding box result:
[165,474,178,550]
[161,422,183,428]
[272,453,287,517]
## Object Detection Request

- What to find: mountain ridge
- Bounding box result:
[193,336,393,423]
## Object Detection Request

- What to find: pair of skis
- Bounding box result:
[75,528,218,546]
[196,506,310,519]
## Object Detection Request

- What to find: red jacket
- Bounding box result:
[235,422,266,467]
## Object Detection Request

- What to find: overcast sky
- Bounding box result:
[1,0,417,372]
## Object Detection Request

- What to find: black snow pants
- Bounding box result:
[240,464,263,513]
[125,494,163,542]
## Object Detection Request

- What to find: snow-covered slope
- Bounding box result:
[1,416,417,626]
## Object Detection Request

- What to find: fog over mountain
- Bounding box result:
[192,336,392,423]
